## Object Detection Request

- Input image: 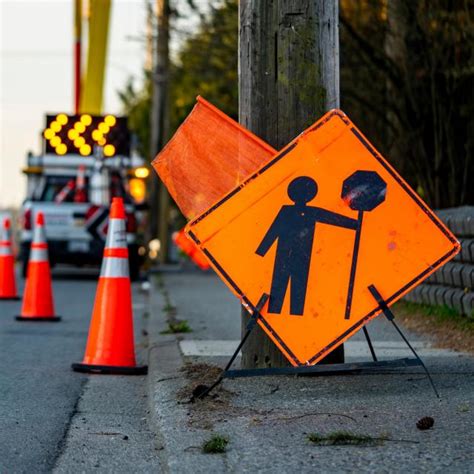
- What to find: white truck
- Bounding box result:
[20,119,149,281]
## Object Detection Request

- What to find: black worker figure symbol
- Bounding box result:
[256,176,358,316]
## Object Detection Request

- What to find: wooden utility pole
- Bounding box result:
[144,0,154,74]
[239,0,343,368]
[149,0,171,262]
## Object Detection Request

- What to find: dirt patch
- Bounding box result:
[178,362,224,400]
[177,362,233,429]
[395,301,474,354]
[178,362,270,430]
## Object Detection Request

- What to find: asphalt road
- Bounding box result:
[0,267,159,473]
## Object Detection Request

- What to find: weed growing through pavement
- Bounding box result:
[163,302,177,314]
[156,275,193,333]
[161,320,192,334]
[307,431,386,446]
[202,435,229,454]
[155,275,164,289]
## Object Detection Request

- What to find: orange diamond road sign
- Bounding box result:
[185,110,460,367]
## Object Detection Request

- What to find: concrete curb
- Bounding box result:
[145,276,229,473]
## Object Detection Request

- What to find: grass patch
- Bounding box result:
[163,302,177,314]
[160,320,192,334]
[154,273,165,290]
[307,431,385,446]
[399,301,462,321]
[393,301,474,354]
[202,435,229,454]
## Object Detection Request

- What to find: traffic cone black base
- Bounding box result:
[71,362,147,375]
[1,296,21,301]
[15,315,61,322]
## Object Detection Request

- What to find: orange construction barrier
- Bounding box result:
[173,229,210,271]
[16,213,60,321]
[72,197,147,374]
[0,217,20,300]
[152,96,276,220]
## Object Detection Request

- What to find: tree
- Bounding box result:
[118,74,152,160]
[169,0,238,130]
[340,0,474,208]
[119,0,238,163]
[120,0,474,210]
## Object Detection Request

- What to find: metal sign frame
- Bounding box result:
[193,285,439,401]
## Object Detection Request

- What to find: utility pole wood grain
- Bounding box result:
[239,0,342,368]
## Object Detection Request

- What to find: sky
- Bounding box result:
[0,0,147,208]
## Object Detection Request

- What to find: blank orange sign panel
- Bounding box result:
[186,110,460,367]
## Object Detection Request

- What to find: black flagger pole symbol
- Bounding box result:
[341,171,387,320]
[256,177,359,316]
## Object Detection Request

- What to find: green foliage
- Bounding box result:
[170,0,238,132]
[160,320,192,334]
[162,302,177,314]
[340,0,474,207]
[458,403,470,413]
[202,434,229,454]
[118,0,237,161]
[119,0,473,208]
[307,431,385,446]
[396,301,474,332]
[117,73,152,160]
[399,301,458,318]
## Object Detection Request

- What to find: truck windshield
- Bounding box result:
[37,173,130,203]
[40,176,79,202]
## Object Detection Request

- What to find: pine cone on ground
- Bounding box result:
[416,416,434,430]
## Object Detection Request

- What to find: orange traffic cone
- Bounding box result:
[72,197,147,374]
[16,212,60,321]
[0,217,20,300]
[55,179,75,203]
[74,165,87,203]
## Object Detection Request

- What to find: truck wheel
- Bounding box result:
[22,258,28,279]
[20,242,30,279]
[129,253,140,282]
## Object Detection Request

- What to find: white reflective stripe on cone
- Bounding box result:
[100,256,129,278]
[30,248,48,262]
[0,227,9,242]
[33,225,47,244]
[1,227,12,242]
[0,246,12,256]
[105,218,127,249]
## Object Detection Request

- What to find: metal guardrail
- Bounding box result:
[404,206,474,317]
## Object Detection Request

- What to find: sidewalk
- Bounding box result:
[147,268,474,473]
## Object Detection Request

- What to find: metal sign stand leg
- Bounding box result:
[194,286,438,400]
[192,293,269,401]
[368,285,440,398]
[362,326,378,362]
